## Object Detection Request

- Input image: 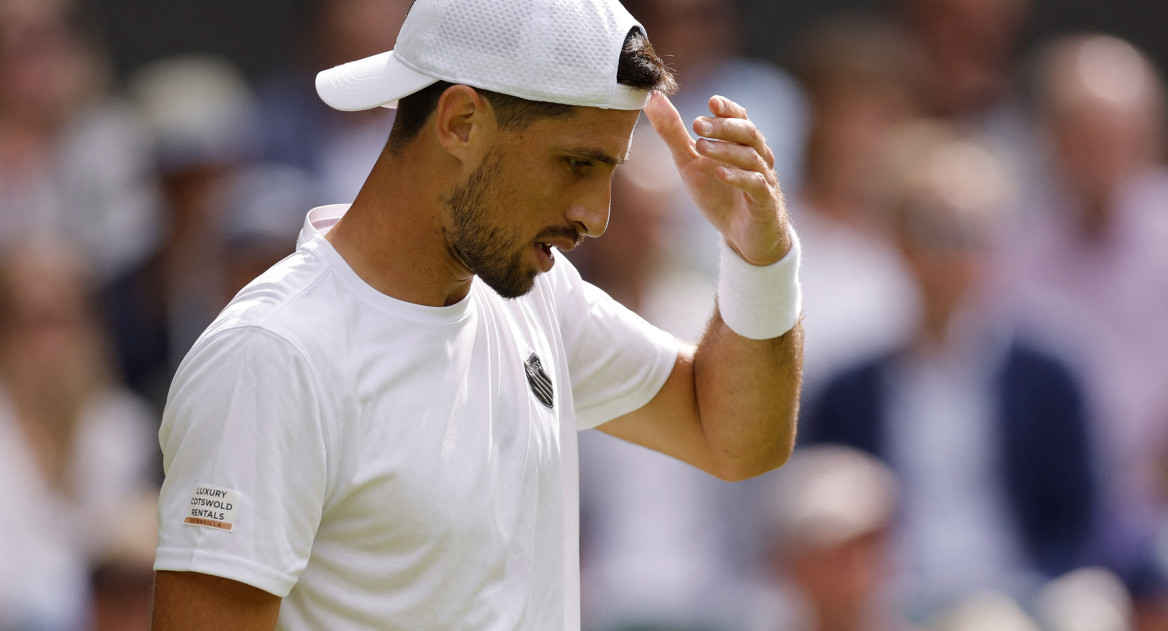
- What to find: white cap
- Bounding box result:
[315,0,652,112]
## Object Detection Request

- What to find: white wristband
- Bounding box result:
[717,230,803,339]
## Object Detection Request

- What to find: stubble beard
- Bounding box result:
[443,149,538,299]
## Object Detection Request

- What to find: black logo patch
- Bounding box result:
[524,353,554,409]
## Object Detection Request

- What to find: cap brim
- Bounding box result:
[315,51,438,111]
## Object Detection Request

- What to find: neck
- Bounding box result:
[325,144,472,307]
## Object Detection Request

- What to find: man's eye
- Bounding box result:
[567,159,592,171]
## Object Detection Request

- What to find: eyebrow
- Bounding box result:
[565,147,628,167]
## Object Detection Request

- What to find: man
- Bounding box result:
[151,0,803,629]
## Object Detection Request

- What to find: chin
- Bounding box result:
[480,270,539,300]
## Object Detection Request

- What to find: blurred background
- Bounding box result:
[1,0,1166,629]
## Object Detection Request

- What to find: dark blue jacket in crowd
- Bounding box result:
[802,338,1099,579]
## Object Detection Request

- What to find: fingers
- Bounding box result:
[708,94,748,119]
[713,164,776,208]
[643,91,700,166]
[695,138,777,187]
[691,96,778,197]
[693,96,775,170]
[646,92,781,209]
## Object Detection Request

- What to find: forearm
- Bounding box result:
[609,92,804,480]
[692,309,803,480]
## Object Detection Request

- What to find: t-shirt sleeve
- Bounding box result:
[154,326,331,597]
[553,259,681,430]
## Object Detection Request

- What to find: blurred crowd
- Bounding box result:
[0,0,1165,629]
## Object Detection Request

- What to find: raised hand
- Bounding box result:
[643,91,792,266]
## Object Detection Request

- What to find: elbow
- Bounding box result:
[709,438,795,482]
[699,396,801,481]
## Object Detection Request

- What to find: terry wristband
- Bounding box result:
[717,230,803,340]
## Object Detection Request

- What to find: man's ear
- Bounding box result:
[434,85,495,163]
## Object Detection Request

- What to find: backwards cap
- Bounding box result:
[316,0,651,112]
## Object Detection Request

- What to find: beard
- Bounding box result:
[442,148,539,299]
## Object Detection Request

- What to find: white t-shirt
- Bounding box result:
[155,205,679,631]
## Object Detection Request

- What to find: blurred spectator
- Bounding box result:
[105,55,314,409]
[895,0,1047,216]
[803,122,1099,624]
[1005,33,1168,609]
[748,445,912,631]
[617,0,808,279]
[0,241,158,630]
[88,489,158,631]
[783,13,924,400]
[102,55,258,407]
[253,0,408,203]
[0,0,162,281]
[897,0,1030,121]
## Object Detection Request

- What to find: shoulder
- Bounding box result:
[997,335,1089,429]
[215,249,326,324]
[810,355,894,421]
[163,315,336,469]
[172,249,347,408]
[195,247,341,359]
[1000,337,1082,392]
[802,354,894,455]
[169,324,324,419]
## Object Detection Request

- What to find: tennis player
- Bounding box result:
[151,0,803,628]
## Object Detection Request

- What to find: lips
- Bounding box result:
[534,241,556,272]
[537,233,581,253]
[532,230,581,273]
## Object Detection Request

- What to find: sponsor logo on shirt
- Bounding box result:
[183,484,241,531]
[524,353,554,409]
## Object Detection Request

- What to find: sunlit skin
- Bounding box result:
[437,106,640,299]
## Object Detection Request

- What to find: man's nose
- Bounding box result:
[565,185,612,238]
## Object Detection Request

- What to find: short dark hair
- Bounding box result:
[385,27,677,153]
